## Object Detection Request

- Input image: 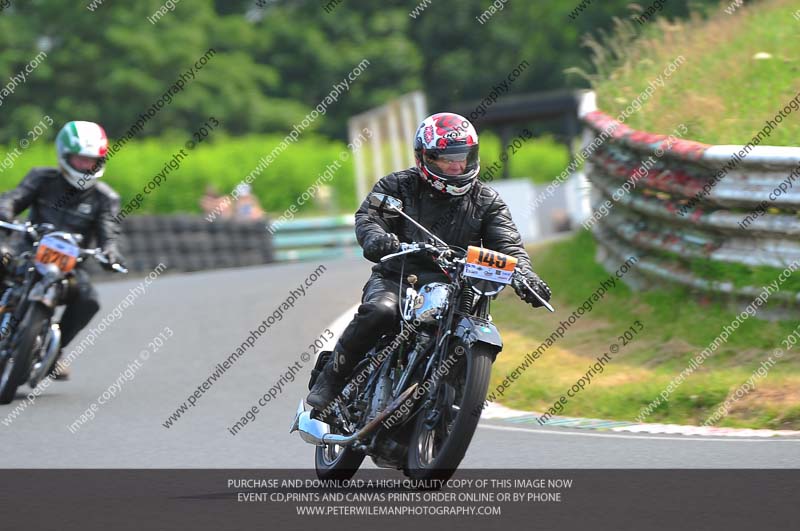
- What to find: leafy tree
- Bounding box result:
[0,0,719,144]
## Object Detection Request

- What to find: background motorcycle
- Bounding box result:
[0,220,127,404]
[292,192,553,481]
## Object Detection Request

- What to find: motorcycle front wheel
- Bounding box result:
[0,303,48,404]
[404,342,494,481]
[314,434,366,481]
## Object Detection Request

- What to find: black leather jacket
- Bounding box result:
[356,168,536,279]
[0,167,121,254]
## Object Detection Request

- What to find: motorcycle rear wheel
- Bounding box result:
[404,343,494,481]
[0,303,48,405]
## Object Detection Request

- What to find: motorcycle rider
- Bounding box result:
[307,112,551,410]
[0,121,124,380]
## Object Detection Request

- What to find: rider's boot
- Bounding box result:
[48,350,71,381]
[306,342,358,411]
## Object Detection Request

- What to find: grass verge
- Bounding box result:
[487,230,800,429]
[578,0,799,146]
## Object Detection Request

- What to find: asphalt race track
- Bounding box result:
[1,257,798,468]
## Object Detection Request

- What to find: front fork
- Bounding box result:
[28,321,60,388]
[0,285,26,361]
[0,287,17,343]
[28,273,67,309]
[417,314,503,424]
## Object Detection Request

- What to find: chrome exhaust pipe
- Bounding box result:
[28,323,61,388]
[291,384,418,446]
[290,401,329,446]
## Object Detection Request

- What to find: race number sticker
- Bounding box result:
[35,235,80,273]
[464,246,517,284]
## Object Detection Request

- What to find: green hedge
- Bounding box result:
[1,131,568,216]
[1,134,358,216]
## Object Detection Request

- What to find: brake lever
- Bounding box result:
[86,248,126,273]
[380,242,449,263]
[380,245,418,262]
[516,275,555,312]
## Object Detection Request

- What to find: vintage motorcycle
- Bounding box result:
[0,220,127,404]
[291,192,553,481]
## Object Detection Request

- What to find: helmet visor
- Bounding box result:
[424,144,479,177]
[67,153,105,175]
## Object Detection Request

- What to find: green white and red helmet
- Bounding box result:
[55,121,109,189]
[414,112,480,197]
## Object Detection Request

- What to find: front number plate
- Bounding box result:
[463,246,517,284]
[34,235,79,273]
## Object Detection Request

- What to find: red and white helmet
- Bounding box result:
[414,112,480,197]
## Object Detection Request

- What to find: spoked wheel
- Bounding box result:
[0,303,48,405]
[405,343,494,481]
[314,428,366,481]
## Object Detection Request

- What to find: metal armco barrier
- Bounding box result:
[581,110,800,307]
[271,214,360,262]
[113,215,274,273]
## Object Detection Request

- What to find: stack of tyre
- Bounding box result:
[113,215,273,273]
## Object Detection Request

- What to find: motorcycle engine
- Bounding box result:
[409,282,452,325]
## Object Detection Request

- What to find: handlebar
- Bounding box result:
[1,221,128,274]
[0,220,40,238]
[380,241,451,263]
[0,221,60,243]
[0,220,25,233]
[382,239,555,312]
[83,248,128,274]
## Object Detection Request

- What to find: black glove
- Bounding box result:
[0,208,11,223]
[363,232,400,262]
[513,269,551,308]
[102,247,126,271]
